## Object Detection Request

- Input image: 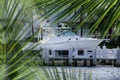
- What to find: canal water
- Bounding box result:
[47,65,120,80]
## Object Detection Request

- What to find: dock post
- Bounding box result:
[66,59,69,66]
[44,48,49,65]
[90,59,93,66]
[93,49,97,66]
[68,48,73,65]
[113,60,117,67]
[116,47,120,67]
[83,59,87,66]
[74,60,77,66]
[51,59,55,66]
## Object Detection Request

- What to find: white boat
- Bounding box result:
[40,27,103,49]
[41,36,103,49]
[23,23,103,50]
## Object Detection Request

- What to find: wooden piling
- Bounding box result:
[66,60,69,66]
[74,60,77,66]
[113,60,117,67]
[90,60,93,66]
[83,60,87,66]
[116,47,120,67]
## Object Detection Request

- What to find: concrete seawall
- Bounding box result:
[42,46,120,67]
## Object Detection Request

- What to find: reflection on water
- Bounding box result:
[48,65,120,80]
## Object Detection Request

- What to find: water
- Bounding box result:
[47,65,120,80]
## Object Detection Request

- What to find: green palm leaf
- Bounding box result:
[0,0,41,80]
[40,0,120,37]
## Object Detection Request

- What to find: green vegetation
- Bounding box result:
[0,0,119,80]
[0,0,39,79]
[39,0,120,38]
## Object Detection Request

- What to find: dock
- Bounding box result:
[41,46,120,67]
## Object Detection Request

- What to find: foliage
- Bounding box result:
[1,0,119,80]
[0,0,39,79]
[0,0,87,80]
[37,0,120,38]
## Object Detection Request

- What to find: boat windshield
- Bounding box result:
[57,30,76,37]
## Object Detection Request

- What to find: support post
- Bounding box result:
[93,49,97,66]
[84,60,87,66]
[68,48,73,65]
[90,59,93,66]
[74,60,77,66]
[116,47,120,67]
[44,48,49,65]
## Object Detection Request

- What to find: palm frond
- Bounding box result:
[40,0,120,37]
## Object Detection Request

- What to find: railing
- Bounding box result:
[86,34,110,39]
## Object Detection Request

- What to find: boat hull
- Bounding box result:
[41,39,103,49]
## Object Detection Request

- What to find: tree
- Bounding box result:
[0,0,41,79]
[0,0,119,80]
[38,0,120,38]
[0,0,67,80]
